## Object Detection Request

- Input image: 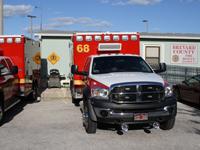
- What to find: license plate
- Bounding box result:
[134,113,148,121]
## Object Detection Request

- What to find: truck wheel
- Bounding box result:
[0,102,4,125]
[160,117,175,130]
[83,101,97,134]
[72,98,80,106]
[29,85,38,101]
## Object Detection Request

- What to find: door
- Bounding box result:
[145,46,160,70]
[0,59,17,109]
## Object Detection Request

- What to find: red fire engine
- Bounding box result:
[70,32,140,106]
[0,35,41,100]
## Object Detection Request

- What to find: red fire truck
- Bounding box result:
[0,35,41,100]
[70,32,140,106]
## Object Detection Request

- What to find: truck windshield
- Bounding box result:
[92,56,153,74]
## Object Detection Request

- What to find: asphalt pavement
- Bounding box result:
[0,95,199,150]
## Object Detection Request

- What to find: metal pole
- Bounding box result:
[27,15,36,39]
[142,20,149,33]
[40,8,43,31]
[0,0,3,35]
[30,17,33,38]
[35,6,43,31]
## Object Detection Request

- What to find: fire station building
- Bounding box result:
[35,31,200,86]
[140,32,200,68]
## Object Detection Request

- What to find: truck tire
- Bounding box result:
[83,100,97,134]
[160,117,175,130]
[72,98,80,106]
[29,83,38,101]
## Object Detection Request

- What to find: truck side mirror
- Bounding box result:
[11,66,18,74]
[71,65,88,76]
[71,65,78,74]
[154,63,166,73]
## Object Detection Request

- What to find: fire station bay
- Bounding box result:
[34,31,200,89]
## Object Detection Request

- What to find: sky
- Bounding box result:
[3,0,200,37]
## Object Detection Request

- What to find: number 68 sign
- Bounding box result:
[76,44,90,53]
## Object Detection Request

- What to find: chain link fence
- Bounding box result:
[160,65,200,85]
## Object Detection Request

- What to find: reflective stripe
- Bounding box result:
[19,78,33,84]
[19,78,25,84]
[74,80,84,86]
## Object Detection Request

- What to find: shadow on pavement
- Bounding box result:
[2,99,40,126]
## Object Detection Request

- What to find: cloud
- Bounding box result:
[24,17,112,33]
[99,0,162,5]
[49,17,112,28]
[4,4,33,17]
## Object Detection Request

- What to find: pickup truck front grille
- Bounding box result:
[110,83,164,103]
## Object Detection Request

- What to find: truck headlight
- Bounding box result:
[91,88,109,98]
[165,86,173,97]
[90,79,109,99]
[164,81,173,97]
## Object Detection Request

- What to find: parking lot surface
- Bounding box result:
[0,97,200,150]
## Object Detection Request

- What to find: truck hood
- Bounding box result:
[90,72,164,87]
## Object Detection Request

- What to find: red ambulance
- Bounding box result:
[70,32,140,106]
[0,35,41,100]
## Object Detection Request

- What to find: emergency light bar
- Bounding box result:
[98,43,122,51]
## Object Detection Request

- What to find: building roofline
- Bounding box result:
[140,32,200,40]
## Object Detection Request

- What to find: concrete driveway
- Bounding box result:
[0,95,199,150]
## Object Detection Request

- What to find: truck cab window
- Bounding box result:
[0,59,8,69]
[92,56,153,74]
[5,58,13,70]
[0,63,9,74]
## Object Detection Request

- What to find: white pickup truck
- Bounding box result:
[71,54,177,133]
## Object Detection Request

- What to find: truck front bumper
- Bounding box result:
[89,97,177,124]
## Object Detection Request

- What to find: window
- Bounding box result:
[113,35,119,41]
[131,35,137,41]
[7,38,13,43]
[15,37,21,43]
[104,35,110,41]
[5,58,13,70]
[0,38,4,43]
[92,56,153,74]
[0,59,8,68]
[186,76,200,87]
[122,35,128,41]
[0,64,9,74]
[95,36,101,41]
[0,59,9,74]
[85,36,92,41]
[76,36,83,41]
[145,46,160,70]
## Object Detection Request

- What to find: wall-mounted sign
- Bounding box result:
[32,52,41,65]
[48,52,60,65]
[171,44,198,64]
